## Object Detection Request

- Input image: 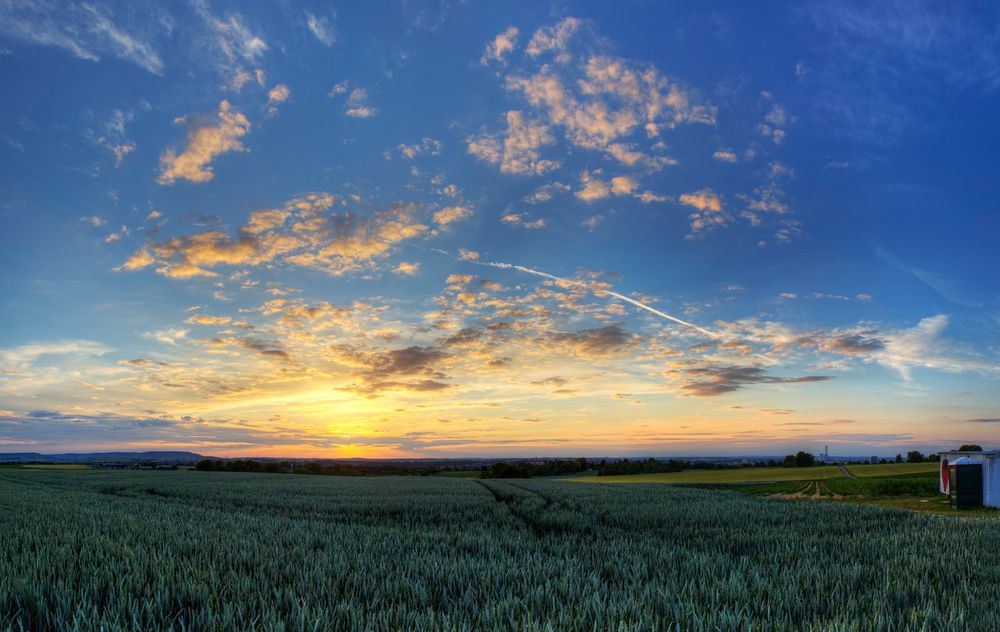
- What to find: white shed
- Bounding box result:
[938,450,1000,508]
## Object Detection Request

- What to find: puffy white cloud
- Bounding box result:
[433,206,472,226]
[119,193,429,278]
[575,169,611,202]
[525,17,582,62]
[504,44,715,166]
[575,170,664,203]
[713,149,738,163]
[185,314,232,326]
[265,84,290,116]
[481,26,518,65]
[468,111,559,175]
[143,328,189,346]
[393,262,420,276]
[679,189,727,237]
[157,100,251,185]
[267,84,290,104]
[679,189,722,213]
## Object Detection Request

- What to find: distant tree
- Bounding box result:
[906,451,924,463]
[959,445,983,452]
[894,453,903,463]
[926,453,940,462]
[783,455,796,467]
[794,451,815,467]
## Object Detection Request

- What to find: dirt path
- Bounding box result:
[768,482,813,499]
[838,465,858,479]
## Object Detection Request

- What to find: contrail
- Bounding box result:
[472,260,719,339]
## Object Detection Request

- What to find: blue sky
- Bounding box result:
[0,0,998,457]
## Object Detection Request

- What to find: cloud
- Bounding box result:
[525,17,583,61]
[88,109,137,166]
[345,88,376,118]
[104,225,129,243]
[678,188,728,236]
[734,163,797,243]
[501,214,546,229]
[393,262,420,276]
[80,216,106,227]
[965,418,1000,424]
[713,149,738,163]
[433,206,471,226]
[674,365,832,397]
[573,170,667,204]
[481,26,518,65]
[329,83,377,118]
[119,193,428,278]
[502,23,716,166]
[823,334,886,354]
[545,324,634,357]
[332,344,452,396]
[468,110,559,175]
[264,84,290,116]
[304,11,336,46]
[0,2,164,74]
[0,340,110,373]
[143,328,189,345]
[192,0,267,81]
[184,314,232,326]
[157,100,251,185]
[679,189,722,212]
[575,170,611,202]
[267,84,289,104]
[756,103,789,144]
[523,182,570,204]
[398,137,442,159]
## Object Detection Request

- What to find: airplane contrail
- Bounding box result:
[471,260,719,339]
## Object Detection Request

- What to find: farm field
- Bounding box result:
[569,464,846,484]
[0,463,92,470]
[846,462,940,477]
[4,470,1000,630]
[569,462,938,484]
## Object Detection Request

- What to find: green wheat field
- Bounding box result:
[2,468,999,631]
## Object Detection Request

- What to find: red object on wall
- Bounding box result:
[941,459,950,494]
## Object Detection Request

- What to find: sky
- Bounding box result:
[1,0,998,458]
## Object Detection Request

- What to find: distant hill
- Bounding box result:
[0,451,206,464]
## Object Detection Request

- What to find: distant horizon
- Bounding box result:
[1,446,979,461]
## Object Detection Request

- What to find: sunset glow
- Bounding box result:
[1,1,998,457]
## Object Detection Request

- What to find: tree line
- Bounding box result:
[195,447,958,481]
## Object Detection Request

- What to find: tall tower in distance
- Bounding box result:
[825,445,829,460]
